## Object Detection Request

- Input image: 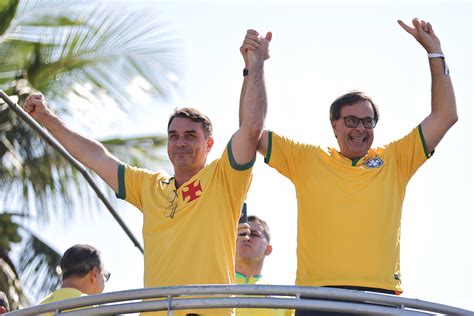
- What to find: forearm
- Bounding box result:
[429,56,457,124]
[241,62,267,137]
[239,75,248,128]
[41,114,117,171]
[420,54,458,152]
[40,113,120,191]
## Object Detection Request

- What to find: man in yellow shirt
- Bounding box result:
[236,214,292,316]
[39,244,109,312]
[25,29,272,315]
[241,19,457,316]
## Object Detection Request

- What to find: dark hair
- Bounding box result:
[60,244,103,280]
[248,215,271,242]
[168,108,213,138]
[329,91,379,122]
[0,291,9,312]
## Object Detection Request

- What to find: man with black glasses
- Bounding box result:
[39,244,110,306]
[240,18,457,315]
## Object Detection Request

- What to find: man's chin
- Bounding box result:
[172,159,190,167]
[347,146,369,158]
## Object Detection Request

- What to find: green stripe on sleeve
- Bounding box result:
[116,162,126,199]
[264,131,273,164]
[418,124,434,158]
[227,140,256,170]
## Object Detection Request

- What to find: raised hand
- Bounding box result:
[240,29,272,67]
[23,93,52,124]
[237,222,250,242]
[398,18,442,53]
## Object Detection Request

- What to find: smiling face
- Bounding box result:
[331,100,375,159]
[167,117,213,174]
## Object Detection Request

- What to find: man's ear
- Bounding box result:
[89,266,100,283]
[331,120,338,138]
[264,244,273,256]
[206,136,214,152]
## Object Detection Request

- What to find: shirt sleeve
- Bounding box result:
[216,140,255,217]
[116,162,158,211]
[265,131,319,183]
[385,125,431,184]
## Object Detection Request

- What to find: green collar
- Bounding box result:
[235,272,262,284]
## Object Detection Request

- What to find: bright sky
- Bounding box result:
[34,0,472,312]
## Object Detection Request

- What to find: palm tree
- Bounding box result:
[0,0,181,308]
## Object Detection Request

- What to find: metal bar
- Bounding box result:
[0,90,144,254]
[63,297,428,316]
[7,285,472,316]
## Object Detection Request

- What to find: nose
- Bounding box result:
[176,137,187,146]
[353,120,366,131]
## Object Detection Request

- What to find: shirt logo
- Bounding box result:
[181,180,203,203]
[364,157,384,168]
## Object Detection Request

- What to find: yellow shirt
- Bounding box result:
[118,143,254,315]
[266,126,430,293]
[235,273,293,316]
[38,288,84,315]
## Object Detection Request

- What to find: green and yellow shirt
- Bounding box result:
[266,126,430,293]
[117,142,254,315]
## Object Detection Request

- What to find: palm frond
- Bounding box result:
[2,1,182,109]
[0,211,32,310]
[0,0,19,36]
[17,230,62,301]
[0,255,30,310]
[26,7,182,109]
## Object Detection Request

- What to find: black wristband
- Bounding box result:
[243,68,248,76]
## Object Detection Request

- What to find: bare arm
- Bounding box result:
[235,30,271,164]
[23,94,120,192]
[238,76,248,128]
[398,18,457,153]
[257,130,270,157]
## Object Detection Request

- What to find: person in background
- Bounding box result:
[39,244,109,306]
[236,214,293,316]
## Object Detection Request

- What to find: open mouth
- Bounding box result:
[349,135,367,142]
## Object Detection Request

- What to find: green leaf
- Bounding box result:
[0,0,19,36]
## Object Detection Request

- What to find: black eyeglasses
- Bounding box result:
[343,116,377,129]
[103,271,111,282]
[165,189,178,218]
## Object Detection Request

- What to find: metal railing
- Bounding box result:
[6,285,473,315]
